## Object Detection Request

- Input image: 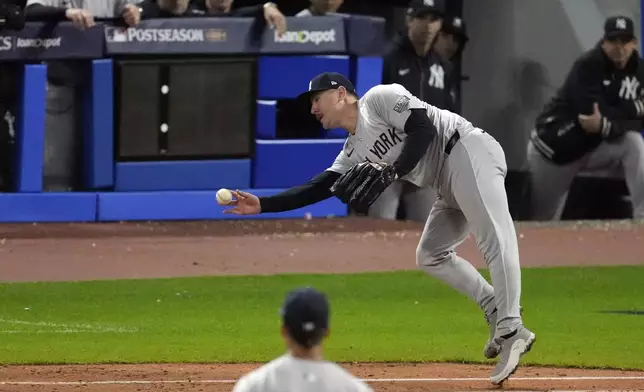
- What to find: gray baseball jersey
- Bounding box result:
[327,83,524,340]
[327,83,476,189]
[231,354,373,392]
[26,0,135,17]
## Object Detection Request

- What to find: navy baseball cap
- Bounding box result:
[407,0,445,18]
[280,287,330,348]
[604,16,636,41]
[442,15,469,44]
[296,72,357,106]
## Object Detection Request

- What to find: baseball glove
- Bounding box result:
[330,162,397,212]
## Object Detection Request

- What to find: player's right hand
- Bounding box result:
[223,190,261,215]
[65,8,95,30]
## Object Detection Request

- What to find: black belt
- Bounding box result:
[445,131,460,155]
[444,129,485,155]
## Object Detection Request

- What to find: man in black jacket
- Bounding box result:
[527,15,644,220]
[368,0,452,222]
[381,0,453,110]
[433,14,469,114]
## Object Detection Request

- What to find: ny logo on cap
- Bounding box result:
[453,17,462,27]
[616,18,627,29]
[309,80,313,91]
[331,81,337,85]
[424,0,434,6]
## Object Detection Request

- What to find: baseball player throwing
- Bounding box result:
[224,72,536,385]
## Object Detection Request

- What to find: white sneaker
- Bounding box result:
[489,326,536,385]
[483,307,523,359]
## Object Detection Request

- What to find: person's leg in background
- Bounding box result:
[0,63,20,191]
[368,180,404,219]
[43,61,87,192]
[43,82,79,191]
[0,106,13,191]
[526,139,585,220]
[620,132,644,219]
[401,181,438,223]
[580,132,644,220]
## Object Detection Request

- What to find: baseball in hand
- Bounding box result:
[216,188,233,205]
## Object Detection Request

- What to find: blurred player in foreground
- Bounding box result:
[232,287,373,392]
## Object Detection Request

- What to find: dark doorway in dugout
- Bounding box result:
[115,56,255,161]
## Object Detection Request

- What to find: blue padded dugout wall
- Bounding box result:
[353,57,383,97]
[253,139,345,189]
[257,55,351,99]
[114,160,252,191]
[14,64,46,193]
[0,193,97,222]
[0,189,345,223]
[256,100,277,139]
[83,59,115,190]
[97,189,346,221]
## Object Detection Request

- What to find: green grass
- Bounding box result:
[0,266,643,369]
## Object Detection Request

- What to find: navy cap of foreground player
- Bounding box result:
[280,287,330,348]
[296,72,357,106]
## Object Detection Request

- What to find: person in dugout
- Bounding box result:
[150,0,286,37]
[24,0,147,191]
[296,0,343,17]
[527,15,644,221]
[368,0,455,223]
[432,14,469,114]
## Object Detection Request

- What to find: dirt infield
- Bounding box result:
[1,217,644,391]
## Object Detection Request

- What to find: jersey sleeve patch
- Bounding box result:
[393,95,410,113]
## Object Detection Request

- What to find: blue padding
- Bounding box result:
[256,100,277,139]
[83,59,114,190]
[0,193,97,223]
[253,139,345,188]
[115,159,251,191]
[97,189,347,221]
[14,64,47,192]
[258,55,350,99]
[354,57,383,97]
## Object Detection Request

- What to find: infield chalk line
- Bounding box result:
[0,329,123,334]
[0,318,138,333]
[1,376,644,386]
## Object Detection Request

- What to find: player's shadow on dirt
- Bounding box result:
[599,310,644,316]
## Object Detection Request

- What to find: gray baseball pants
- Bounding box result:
[416,130,523,337]
[526,131,644,221]
[368,180,437,222]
